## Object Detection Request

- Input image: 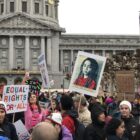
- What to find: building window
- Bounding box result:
[22,1,27,12]
[34,2,39,14]
[0,3,4,14]
[10,2,14,13]
[1,50,7,58]
[1,59,7,66]
[45,4,48,16]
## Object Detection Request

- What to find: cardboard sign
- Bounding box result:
[116,71,134,93]
[26,79,42,96]
[2,85,29,114]
[38,54,50,88]
[14,120,30,140]
[69,51,106,97]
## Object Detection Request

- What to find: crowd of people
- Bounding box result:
[0,86,140,140]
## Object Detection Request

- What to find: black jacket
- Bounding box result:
[107,135,128,140]
[0,121,18,140]
[122,116,138,140]
[84,103,106,140]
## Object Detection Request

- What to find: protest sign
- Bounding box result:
[14,120,30,140]
[38,54,50,88]
[2,85,29,114]
[69,51,106,97]
[116,71,134,93]
[25,79,42,96]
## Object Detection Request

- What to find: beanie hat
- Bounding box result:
[119,100,132,111]
[0,101,6,113]
[105,97,113,105]
[47,113,62,126]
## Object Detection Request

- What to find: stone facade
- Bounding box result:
[0,0,140,90]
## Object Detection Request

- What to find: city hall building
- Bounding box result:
[0,0,139,90]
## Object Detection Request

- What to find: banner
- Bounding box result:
[2,85,29,114]
[14,120,30,140]
[38,54,50,88]
[69,51,106,97]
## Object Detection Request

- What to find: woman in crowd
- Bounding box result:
[106,118,128,140]
[84,103,106,140]
[119,100,138,140]
[0,101,18,140]
[74,57,99,90]
[24,92,46,133]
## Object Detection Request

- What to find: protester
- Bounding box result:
[119,100,138,140]
[60,95,78,135]
[24,92,46,132]
[30,122,59,140]
[73,94,91,127]
[84,102,106,140]
[45,112,73,140]
[106,118,128,140]
[0,101,18,140]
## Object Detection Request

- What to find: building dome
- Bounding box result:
[0,0,59,27]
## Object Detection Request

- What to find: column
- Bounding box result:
[51,34,59,72]
[71,50,73,72]
[43,0,46,16]
[25,36,30,70]
[60,50,63,71]
[41,37,45,54]
[47,37,52,67]
[9,36,14,69]
[134,50,136,55]
[15,0,19,12]
[30,0,34,15]
[102,50,105,56]
[92,50,94,54]
[113,50,116,55]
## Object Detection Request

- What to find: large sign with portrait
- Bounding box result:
[69,51,106,97]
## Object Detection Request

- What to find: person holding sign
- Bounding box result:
[74,58,99,90]
[24,92,46,133]
[0,101,18,140]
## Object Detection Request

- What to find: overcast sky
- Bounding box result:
[59,0,140,35]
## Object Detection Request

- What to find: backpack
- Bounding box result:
[73,119,85,140]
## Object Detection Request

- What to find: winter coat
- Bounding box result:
[84,103,106,140]
[107,135,128,140]
[0,121,18,140]
[121,116,138,140]
[61,125,73,140]
[24,103,46,131]
[78,107,91,127]
[62,110,78,135]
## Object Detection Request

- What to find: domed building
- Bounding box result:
[0,0,139,92]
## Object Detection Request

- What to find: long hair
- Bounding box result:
[79,58,99,88]
[28,92,41,113]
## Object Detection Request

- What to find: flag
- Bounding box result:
[48,0,54,5]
